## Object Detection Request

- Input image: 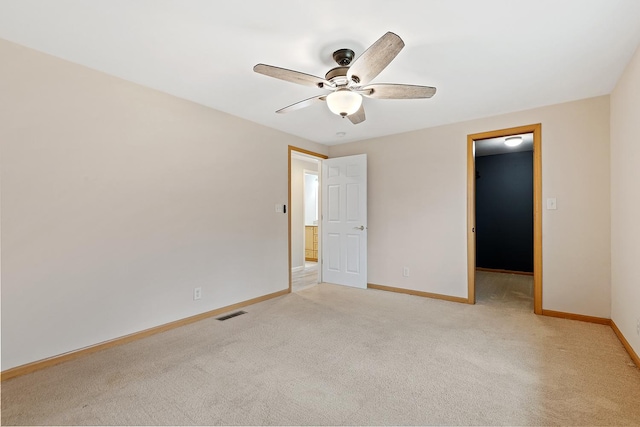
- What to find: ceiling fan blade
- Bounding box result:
[254,64,334,89]
[276,95,326,114]
[347,32,405,86]
[361,83,436,99]
[348,104,366,124]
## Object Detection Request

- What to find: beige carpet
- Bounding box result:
[2,273,640,425]
[476,270,534,311]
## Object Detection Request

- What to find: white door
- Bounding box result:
[322,154,367,288]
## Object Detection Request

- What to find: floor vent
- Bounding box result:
[217,311,247,321]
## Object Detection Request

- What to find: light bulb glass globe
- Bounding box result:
[504,136,523,147]
[326,90,362,117]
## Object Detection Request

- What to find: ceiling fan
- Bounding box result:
[253,32,436,125]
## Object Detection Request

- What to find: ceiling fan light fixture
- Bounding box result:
[505,136,523,147]
[326,90,362,117]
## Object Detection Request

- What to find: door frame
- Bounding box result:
[288,146,328,292]
[467,124,542,314]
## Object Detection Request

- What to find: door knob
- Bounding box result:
[353,225,366,231]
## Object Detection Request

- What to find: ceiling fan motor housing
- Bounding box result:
[325,66,349,84]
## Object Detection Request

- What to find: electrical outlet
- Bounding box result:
[194,287,202,301]
[403,267,410,277]
[636,318,640,336]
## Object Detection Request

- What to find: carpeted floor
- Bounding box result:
[476,270,534,310]
[2,272,639,425]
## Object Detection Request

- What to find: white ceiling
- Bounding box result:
[475,133,533,157]
[1,1,639,146]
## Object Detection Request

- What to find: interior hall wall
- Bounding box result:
[610,44,640,357]
[475,151,533,272]
[304,173,319,226]
[0,39,327,370]
[329,95,610,318]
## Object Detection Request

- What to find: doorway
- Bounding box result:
[467,124,542,314]
[289,146,327,292]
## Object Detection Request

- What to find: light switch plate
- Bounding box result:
[546,198,557,210]
[275,204,283,213]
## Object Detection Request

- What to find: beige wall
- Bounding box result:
[611,45,640,356]
[330,96,611,317]
[0,39,327,370]
[291,157,318,269]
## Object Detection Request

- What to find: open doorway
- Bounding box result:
[475,133,533,310]
[467,124,542,314]
[289,146,327,292]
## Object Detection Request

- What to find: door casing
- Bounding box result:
[467,124,542,314]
